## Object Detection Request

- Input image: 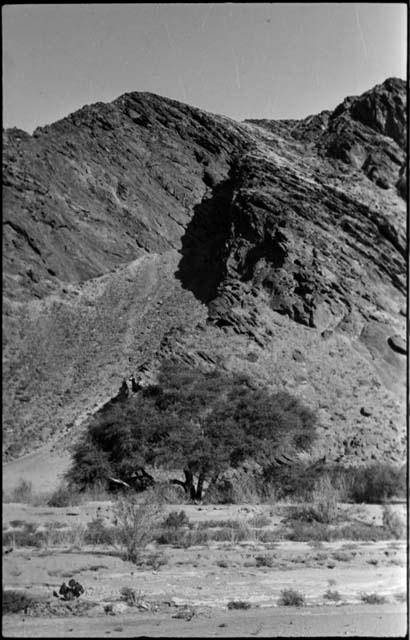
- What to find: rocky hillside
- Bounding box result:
[3,78,407,465]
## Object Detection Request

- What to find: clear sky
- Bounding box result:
[2,3,407,133]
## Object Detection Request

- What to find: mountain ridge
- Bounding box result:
[3,78,407,466]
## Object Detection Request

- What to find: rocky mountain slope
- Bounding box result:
[3,78,407,465]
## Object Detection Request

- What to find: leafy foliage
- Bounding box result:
[348,464,407,503]
[67,362,317,498]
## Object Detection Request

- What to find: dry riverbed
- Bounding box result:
[3,502,407,637]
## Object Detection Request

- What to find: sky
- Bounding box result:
[2,3,407,133]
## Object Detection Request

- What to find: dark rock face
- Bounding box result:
[388,335,407,355]
[2,79,407,465]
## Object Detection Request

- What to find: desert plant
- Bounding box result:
[255,554,274,567]
[162,510,190,529]
[47,484,81,508]
[360,592,387,604]
[119,586,145,607]
[3,523,45,548]
[278,588,305,606]
[114,493,163,562]
[349,464,406,504]
[247,514,271,528]
[141,551,168,570]
[332,550,354,562]
[227,600,251,610]
[2,589,38,614]
[84,519,116,546]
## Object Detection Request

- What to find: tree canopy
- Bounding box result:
[67,362,317,499]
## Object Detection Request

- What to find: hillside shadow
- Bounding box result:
[176,177,235,304]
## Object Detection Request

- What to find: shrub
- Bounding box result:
[309,476,340,523]
[2,589,38,614]
[324,589,342,602]
[47,485,81,508]
[278,589,305,607]
[177,528,210,547]
[227,600,251,610]
[156,510,191,545]
[3,523,45,548]
[84,519,115,546]
[255,554,274,567]
[162,511,190,529]
[247,514,271,528]
[349,464,406,503]
[360,592,387,604]
[114,494,163,563]
[332,550,353,562]
[119,587,144,607]
[141,551,168,570]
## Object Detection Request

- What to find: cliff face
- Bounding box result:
[3,78,407,465]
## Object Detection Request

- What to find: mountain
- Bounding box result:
[2,78,407,467]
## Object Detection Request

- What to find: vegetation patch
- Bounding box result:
[67,362,317,500]
[360,592,388,605]
[278,588,305,607]
[3,589,40,614]
[227,600,252,610]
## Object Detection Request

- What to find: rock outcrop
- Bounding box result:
[2,78,406,465]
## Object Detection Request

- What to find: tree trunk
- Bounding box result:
[184,469,197,500]
[196,473,205,501]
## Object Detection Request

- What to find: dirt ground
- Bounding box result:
[3,603,407,637]
[2,500,407,637]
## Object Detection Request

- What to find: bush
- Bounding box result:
[155,510,191,545]
[349,464,406,504]
[119,587,143,607]
[278,589,305,607]
[47,485,81,508]
[2,589,38,614]
[255,554,274,567]
[3,522,46,548]
[84,519,116,546]
[360,592,387,604]
[324,589,342,602]
[227,600,251,610]
[114,493,163,563]
[141,551,168,570]
[247,514,271,528]
[162,511,190,529]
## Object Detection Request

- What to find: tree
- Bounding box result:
[67,362,318,499]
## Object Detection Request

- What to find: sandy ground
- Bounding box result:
[3,501,407,637]
[3,604,407,637]
[3,447,71,495]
